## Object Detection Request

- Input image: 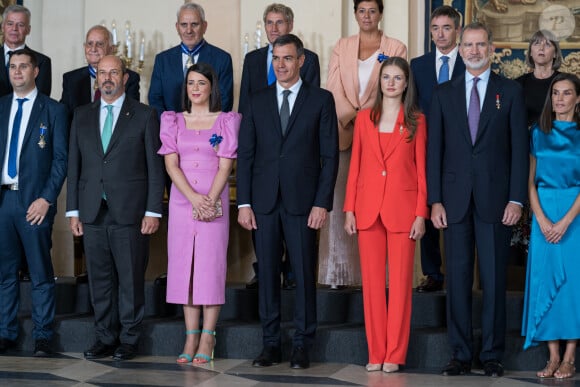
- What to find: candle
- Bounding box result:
[111,21,117,45]
[139,37,145,61]
[127,35,132,59]
[255,21,262,50]
[243,33,249,56]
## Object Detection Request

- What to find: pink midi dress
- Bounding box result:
[158,111,240,305]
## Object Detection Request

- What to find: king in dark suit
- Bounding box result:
[0,49,68,356]
[66,55,165,362]
[61,25,140,124]
[237,34,339,370]
[427,22,528,377]
[410,5,465,294]
[148,2,233,115]
[0,5,51,98]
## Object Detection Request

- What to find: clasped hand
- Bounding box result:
[192,193,217,221]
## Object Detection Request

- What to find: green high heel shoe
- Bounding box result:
[176,329,200,364]
[193,329,216,364]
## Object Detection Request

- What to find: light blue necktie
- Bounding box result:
[438,55,449,84]
[102,105,113,151]
[7,97,28,178]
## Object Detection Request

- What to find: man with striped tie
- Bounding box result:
[410,5,464,293]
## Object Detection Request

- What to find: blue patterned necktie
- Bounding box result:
[468,77,480,144]
[102,105,114,151]
[438,55,449,84]
[7,97,28,178]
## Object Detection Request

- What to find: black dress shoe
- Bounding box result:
[246,275,258,289]
[113,343,137,361]
[290,346,310,369]
[252,346,281,367]
[441,359,471,376]
[416,276,443,292]
[282,278,296,290]
[483,360,504,377]
[84,341,116,359]
[0,338,16,354]
[33,339,54,357]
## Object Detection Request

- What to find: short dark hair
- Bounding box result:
[272,34,304,58]
[431,5,461,29]
[526,30,563,70]
[9,48,37,68]
[538,72,580,133]
[353,0,383,14]
[182,63,221,113]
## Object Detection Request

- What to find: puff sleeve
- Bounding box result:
[158,110,179,155]
[215,111,241,159]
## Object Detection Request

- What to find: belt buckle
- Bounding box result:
[5,183,18,190]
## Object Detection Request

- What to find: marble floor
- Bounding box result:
[0,352,578,387]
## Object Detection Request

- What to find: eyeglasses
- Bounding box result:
[85,41,107,49]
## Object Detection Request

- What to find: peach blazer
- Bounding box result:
[344,107,429,232]
[326,33,407,149]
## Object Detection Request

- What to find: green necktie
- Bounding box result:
[102,105,113,151]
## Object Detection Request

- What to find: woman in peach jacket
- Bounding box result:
[319,0,407,288]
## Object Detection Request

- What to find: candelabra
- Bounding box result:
[103,20,146,73]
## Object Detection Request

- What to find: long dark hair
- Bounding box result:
[370,56,420,140]
[538,72,580,133]
[182,63,221,113]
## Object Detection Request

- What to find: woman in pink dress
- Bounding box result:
[158,63,240,364]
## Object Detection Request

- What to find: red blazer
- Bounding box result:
[344,107,429,232]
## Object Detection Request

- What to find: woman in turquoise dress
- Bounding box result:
[522,73,580,379]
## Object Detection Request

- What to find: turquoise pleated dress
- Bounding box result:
[522,121,580,349]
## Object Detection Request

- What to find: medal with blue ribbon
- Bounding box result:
[38,123,47,149]
[181,40,206,69]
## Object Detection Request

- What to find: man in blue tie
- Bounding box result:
[410,5,464,293]
[148,2,233,115]
[239,3,320,290]
[0,48,68,357]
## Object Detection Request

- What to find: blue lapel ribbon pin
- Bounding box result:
[38,123,47,149]
[378,53,389,63]
[209,133,223,152]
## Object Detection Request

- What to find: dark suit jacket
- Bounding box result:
[0,92,68,219]
[0,46,52,97]
[427,71,529,224]
[66,96,165,225]
[60,66,141,123]
[410,51,465,119]
[148,43,233,116]
[237,82,339,215]
[238,46,320,113]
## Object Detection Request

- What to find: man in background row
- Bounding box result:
[61,25,140,123]
[149,2,233,116]
[0,5,51,97]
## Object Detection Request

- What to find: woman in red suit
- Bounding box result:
[344,56,428,373]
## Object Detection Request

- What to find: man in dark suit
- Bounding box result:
[240,3,321,290]
[66,55,164,361]
[239,3,320,113]
[237,34,339,370]
[61,25,140,123]
[0,5,51,97]
[0,48,67,356]
[427,22,528,377]
[148,2,233,115]
[410,5,465,293]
